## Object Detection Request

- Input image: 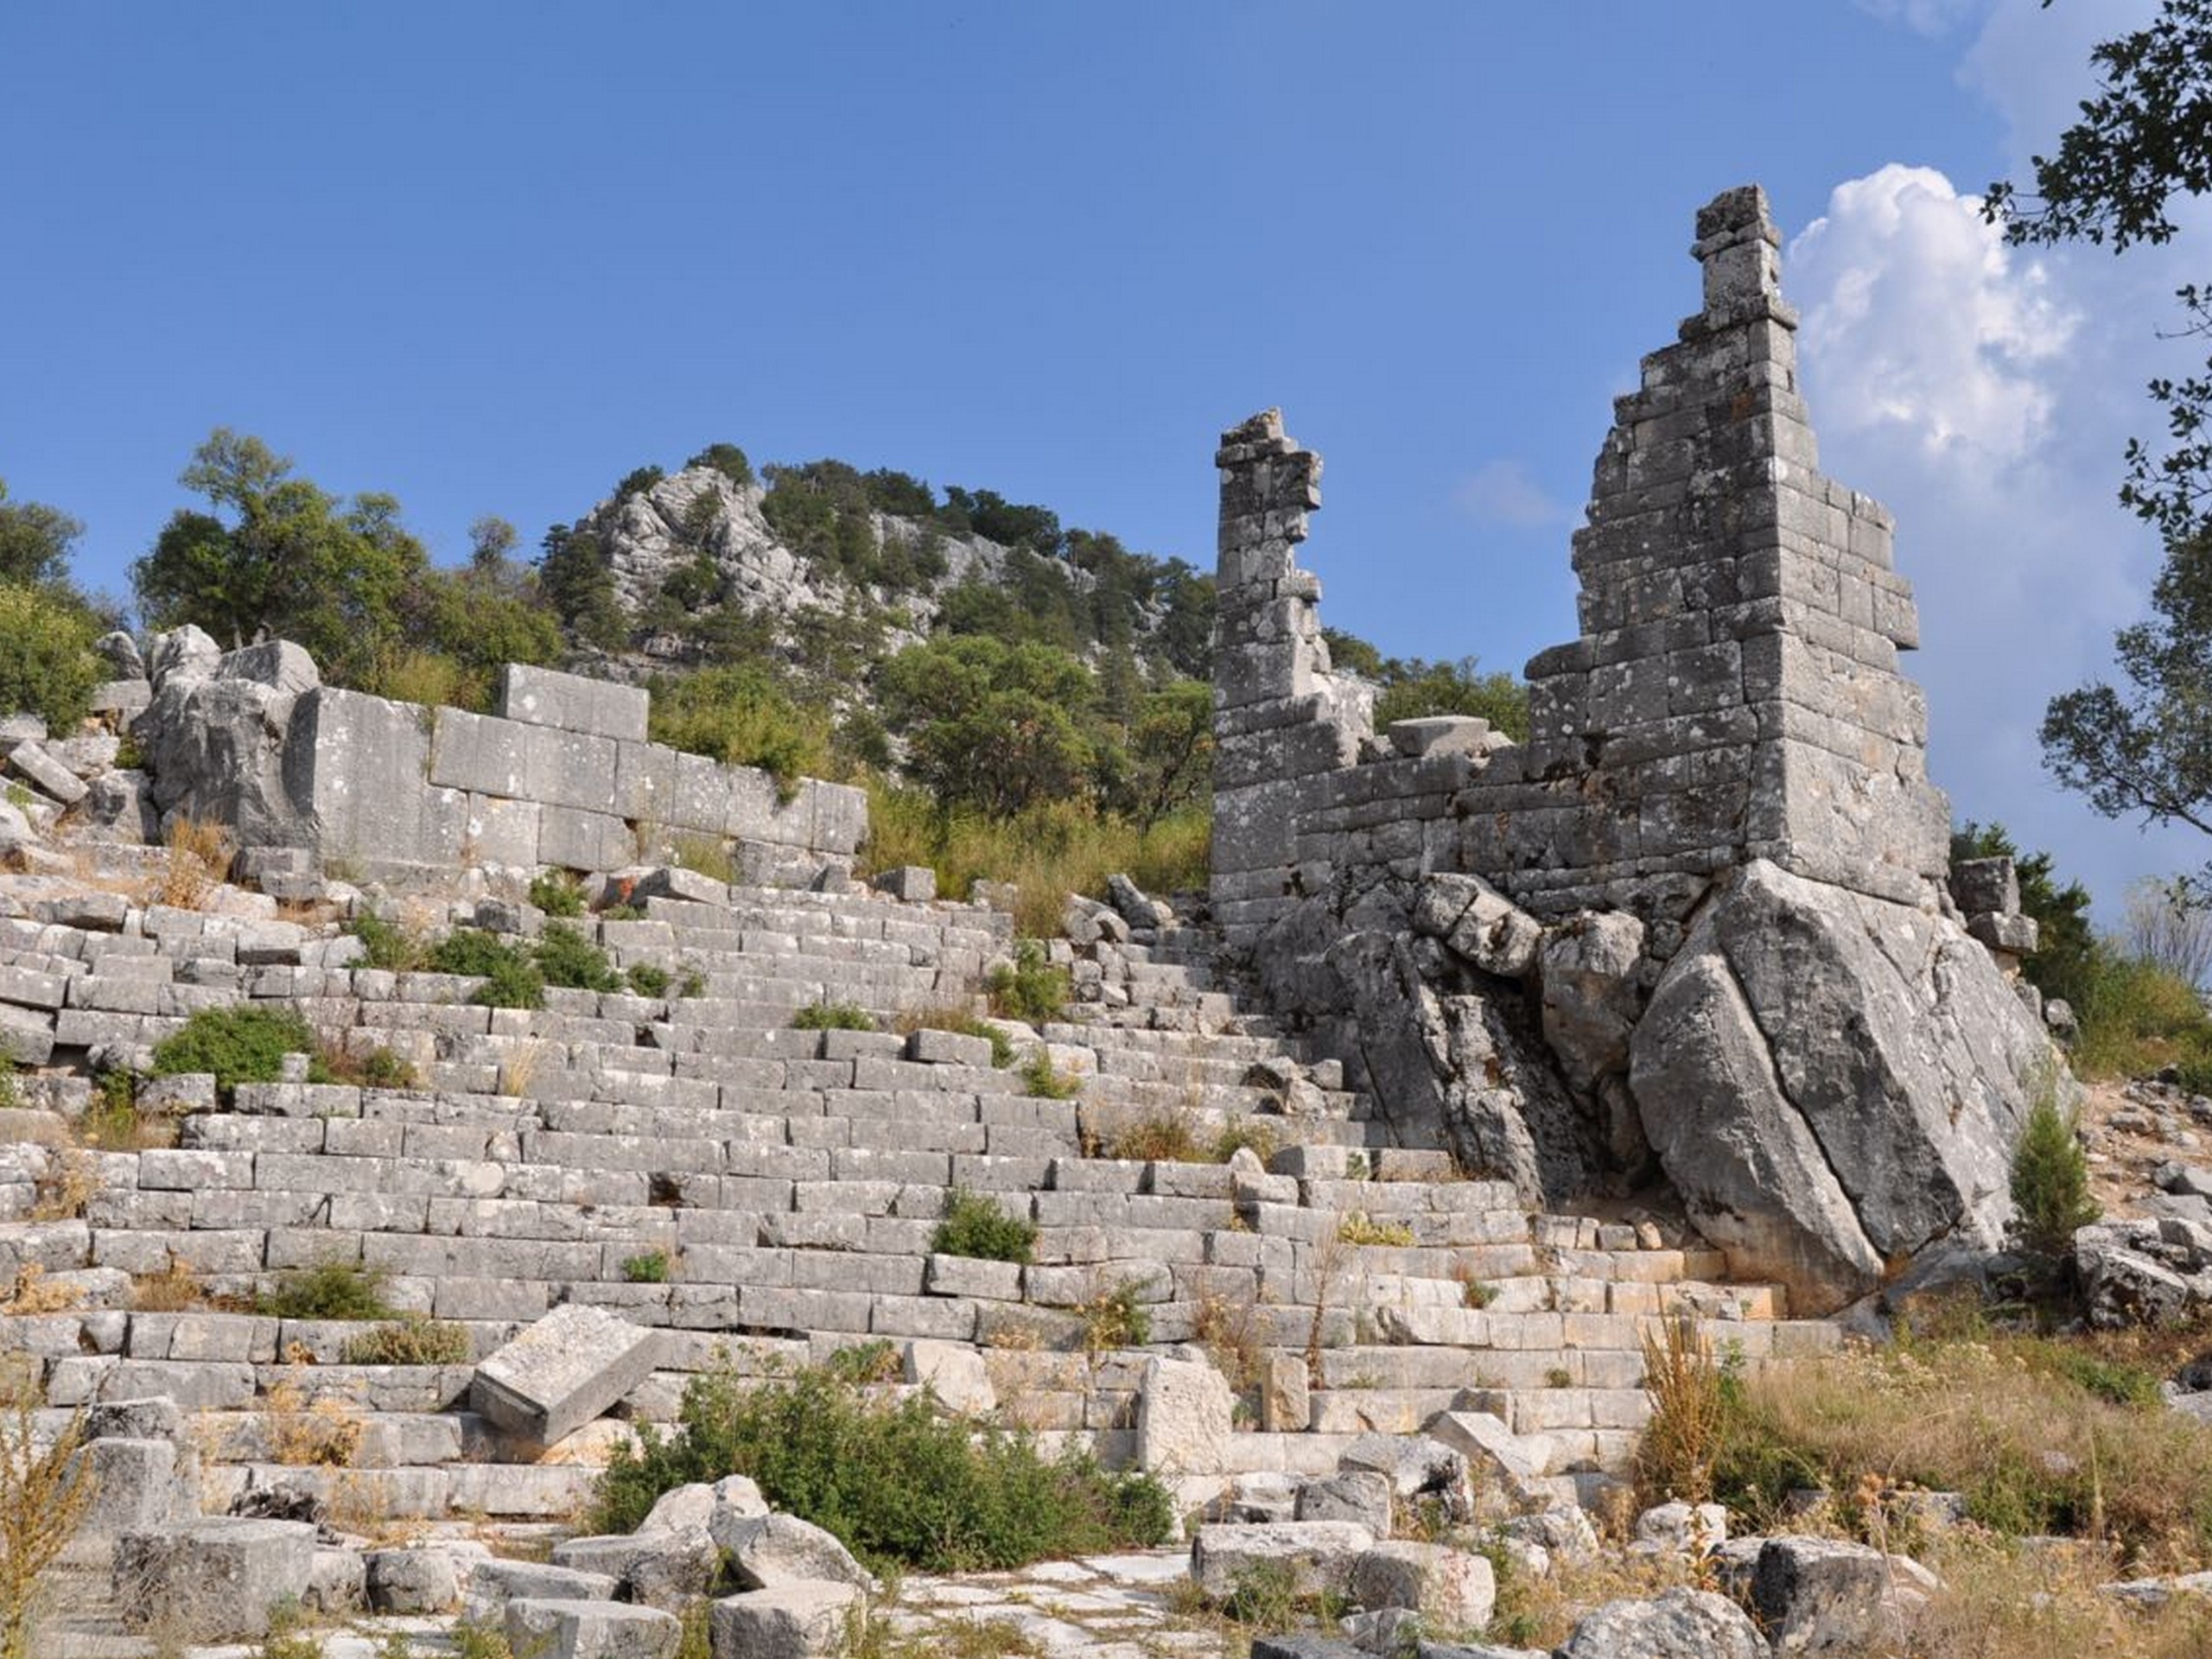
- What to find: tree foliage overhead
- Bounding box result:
[0,479,82,589]
[1988,1,2212,855]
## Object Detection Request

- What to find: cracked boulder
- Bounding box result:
[1630,858,2056,1314]
[137,632,321,849]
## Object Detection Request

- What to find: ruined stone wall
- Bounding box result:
[138,642,866,888]
[1211,186,1948,963]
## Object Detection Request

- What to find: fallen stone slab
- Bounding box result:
[713,1511,874,1592]
[113,1516,317,1642]
[467,1555,621,1612]
[471,1302,662,1446]
[639,1472,769,1535]
[505,1595,682,1659]
[368,1542,480,1613]
[1190,1520,1375,1601]
[71,1437,181,1535]
[5,740,87,806]
[1294,1470,1392,1535]
[1350,1541,1496,1628]
[711,1580,865,1659]
[553,1528,720,1610]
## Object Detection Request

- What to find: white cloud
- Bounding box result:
[1786,161,2195,912]
[1454,459,1567,527]
[1789,164,2076,465]
[1854,0,1990,38]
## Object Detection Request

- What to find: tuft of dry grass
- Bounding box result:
[149,815,235,910]
[130,1255,211,1313]
[0,1267,77,1315]
[28,1151,95,1222]
[1486,1541,1702,1652]
[264,1376,366,1467]
[1336,1211,1416,1249]
[1192,1287,1269,1396]
[1102,1111,1204,1164]
[0,1381,92,1659]
[1637,1313,1725,1507]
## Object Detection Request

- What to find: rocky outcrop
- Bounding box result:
[137,631,320,850]
[1630,860,2055,1313]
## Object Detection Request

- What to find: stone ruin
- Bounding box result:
[1210,183,2060,1316]
[0,185,2082,1654]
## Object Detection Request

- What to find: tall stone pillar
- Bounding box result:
[1209,410,1372,948]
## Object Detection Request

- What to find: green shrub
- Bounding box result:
[149,1006,325,1103]
[930,1189,1037,1264]
[426,929,527,978]
[346,911,427,972]
[474,956,545,1010]
[1020,1052,1080,1100]
[648,665,825,802]
[341,1315,472,1365]
[587,1357,1173,1569]
[527,871,586,918]
[257,1261,393,1321]
[791,1001,875,1033]
[622,1250,671,1284]
[2011,1085,2101,1258]
[534,921,623,994]
[669,834,736,884]
[0,581,100,730]
[987,941,1068,1024]
[626,963,671,998]
[350,1046,417,1090]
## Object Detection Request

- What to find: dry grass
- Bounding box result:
[862,786,1208,938]
[0,1383,92,1659]
[130,1255,210,1313]
[149,815,234,910]
[1637,1313,1725,1507]
[264,1376,366,1467]
[1486,1541,1704,1651]
[1880,1531,2212,1659]
[1711,1324,2212,1572]
[28,1151,95,1222]
[1100,1110,1204,1163]
[496,1039,547,1099]
[0,1267,76,1315]
[1335,1211,1415,1248]
[1192,1287,1270,1396]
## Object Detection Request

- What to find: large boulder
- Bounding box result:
[1556,1587,1770,1658]
[136,633,321,849]
[1630,859,2056,1313]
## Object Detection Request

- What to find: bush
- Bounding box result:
[626,963,671,998]
[931,1189,1037,1264]
[341,1316,471,1365]
[988,941,1068,1024]
[1020,1052,1080,1100]
[149,1006,325,1103]
[473,956,546,1010]
[2012,1084,2101,1258]
[622,1250,671,1284]
[791,1001,874,1032]
[257,1261,392,1321]
[0,581,99,731]
[527,871,586,918]
[427,930,545,1009]
[588,1357,1173,1570]
[346,910,427,972]
[534,921,622,994]
[1103,1112,1202,1163]
[648,664,825,801]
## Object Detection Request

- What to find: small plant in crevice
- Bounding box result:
[791,1000,875,1033]
[986,940,1068,1024]
[1634,1313,1725,1508]
[930,1188,1037,1265]
[1103,1111,1202,1163]
[1079,1278,1152,1353]
[340,1316,472,1366]
[897,1007,1014,1068]
[1019,1052,1080,1100]
[149,1005,329,1104]
[346,909,429,972]
[622,1250,672,1284]
[1336,1211,1416,1248]
[626,962,671,998]
[526,869,586,918]
[256,1260,393,1322]
[533,920,623,993]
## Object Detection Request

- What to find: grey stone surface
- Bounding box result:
[7,740,88,805]
[709,1580,864,1659]
[1349,1541,1495,1626]
[1295,1470,1393,1535]
[553,1529,719,1611]
[471,1302,661,1445]
[505,1596,682,1659]
[1555,1586,1770,1658]
[1136,1354,1234,1476]
[1190,1521,1375,1600]
[367,1543,467,1613]
[1751,1535,1915,1655]
[113,1516,317,1641]
[500,663,650,742]
[714,1512,874,1592]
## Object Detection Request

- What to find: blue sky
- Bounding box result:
[1,2,2198,912]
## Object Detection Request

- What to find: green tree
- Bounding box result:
[1989,3,2212,847]
[1371,653,1530,740]
[684,442,755,488]
[1118,679,1214,829]
[537,524,628,651]
[879,636,1095,817]
[0,480,81,589]
[0,582,100,729]
[131,429,430,682]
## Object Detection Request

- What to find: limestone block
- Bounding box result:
[505,1597,681,1659]
[1968,911,2039,953]
[1634,1501,1728,1554]
[906,1028,994,1068]
[499,664,649,743]
[463,794,543,868]
[1751,1535,1924,1654]
[368,1544,470,1613]
[1137,1356,1234,1477]
[289,688,449,865]
[874,865,936,903]
[8,740,88,805]
[671,751,732,835]
[1555,1586,1768,1659]
[1386,715,1500,759]
[632,865,729,906]
[904,1338,995,1414]
[540,805,636,873]
[639,1473,768,1536]
[1190,1521,1374,1601]
[614,741,679,823]
[1294,1470,1391,1534]
[471,1303,661,1446]
[307,1546,366,1614]
[1413,873,1541,979]
[113,1516,317,1642]
[429,708,620,817]
[92,678,153,717]
[1349,1541,1495,1626]
[71,1436,179,1535]
[467,1557,621,1611]
[1949,855,2018,918]
[712,1512,874,1592]
[552,1530,718,1611]
[709,1581,865,1659]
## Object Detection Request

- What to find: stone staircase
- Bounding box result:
[0,872,1840,1524]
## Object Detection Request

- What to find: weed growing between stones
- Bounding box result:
[130,1254,211,1313]
[791,1000,875,1032]
[1102,1110,1202,1163]
[340,1315,472,1365]
[1634,1313,1724,1508]
[1078,1279,1152,1352]
[986,941,1068,1023]
[525,868,586,917]
[315,1040,417,1090]
[930,1188,1037,1265]
[150,1005,327,1103]
[533,921,623,993]
[1211,1117,1279,1163]
[264,1376,365,1466]
[670,832,737,884]
[0,1382,90,1659]
[346,909,429,971]
[1018,1052,1079,1100]
[588,1353,1172,1570]
[625,962,671,998]
[28,1149,94,1221]
[1192,1287,1268,1396]
[257,1260,394,1321]
[81,1071,176,1151]
[150,813,234,910]
[621,1249,672,1284]
[1335,1212,1415,1248]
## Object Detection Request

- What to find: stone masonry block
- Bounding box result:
[539,805,635,873]
[471,1303,662,1446]
[114,1517,317,1641]
[499,664,649,743]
